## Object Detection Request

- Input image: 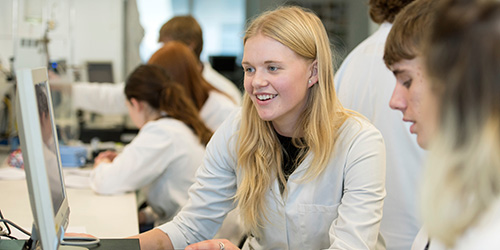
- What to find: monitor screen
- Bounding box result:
[35,81,65,215]
[16,67,70,250]
[86,62,114,83]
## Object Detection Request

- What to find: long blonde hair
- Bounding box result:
[422,0,500,247]
[235,6,349,235]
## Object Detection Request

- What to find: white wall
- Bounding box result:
[72,0,124,82]
[0,0,125,82]
[0,0,15,70]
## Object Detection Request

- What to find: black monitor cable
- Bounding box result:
[0,209,32,240]
[1,209,99,247]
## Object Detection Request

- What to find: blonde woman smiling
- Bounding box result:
[134,6,386,250]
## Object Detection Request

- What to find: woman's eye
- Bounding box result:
[268,66,278,71]
[244,67,255,73]
[403,79,412,88]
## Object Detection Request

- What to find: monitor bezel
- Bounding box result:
[16,67,70,249]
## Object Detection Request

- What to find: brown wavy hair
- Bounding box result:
[383,0,437,67]
[369,0,415,24]
[124,64,212,145]
[148,41,223,111]
[158,16,203,59]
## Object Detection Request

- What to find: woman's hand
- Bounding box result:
[185,239,239,250]
[129,228,174,250]
[93,150,118,167]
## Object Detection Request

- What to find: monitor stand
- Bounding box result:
[21,228,97,250]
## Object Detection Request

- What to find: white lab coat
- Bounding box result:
[202,62,242,105]
[74,80,242,239]
[411,228,429,250]
[412,199,500,250]
[90,117,205,224]
[199,91,238,132]
[72,62,241,115]
[72,85,238,132]
[335,22,426,250]
[72,82,128,114]
[158,110,386,250]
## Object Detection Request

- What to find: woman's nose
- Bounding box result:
[251,71,268,88]
[389,84,408,112]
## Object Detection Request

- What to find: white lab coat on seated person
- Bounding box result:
[411,228,429,250]
[72,62,241,114]
[335,22,425,250]
[90,117,205,224]
[72,82,128,114]
[202,62,242,105]
[157,110,387,250]
[72,82,238,132]
[199,91,238,132]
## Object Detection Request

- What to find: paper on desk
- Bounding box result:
[63,168,92,189]
[0,167,25,180]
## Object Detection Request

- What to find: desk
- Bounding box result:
[0,238,140,250]
[0,179,139,238]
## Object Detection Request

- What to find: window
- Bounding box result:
[137,0,245,63]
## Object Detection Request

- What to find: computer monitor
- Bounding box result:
[15,67,72,250]
[86,62,114,83]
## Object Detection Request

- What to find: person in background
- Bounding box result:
[419,0,500,249]
[334,1,422,249]
[90,64,211,227]
[381,0,439,248]
[132,6,386,250]
[148,41,238,132]
[71,15,242,119]
[158,15,242,105]
[147,42,243,245]
[80,37,241,245]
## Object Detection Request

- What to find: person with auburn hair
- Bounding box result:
[158,15,242,104]
[90,64,211,226]
[148,41,238,132]
[148,40,243,245]
[334,1,421,249]
[71,15,241,127]
[133,6,386,250]
[420,0,500,249]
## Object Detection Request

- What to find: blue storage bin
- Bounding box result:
[59,145,88,167]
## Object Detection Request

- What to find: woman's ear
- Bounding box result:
[129,98,143,111]
[308,60,318,88]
